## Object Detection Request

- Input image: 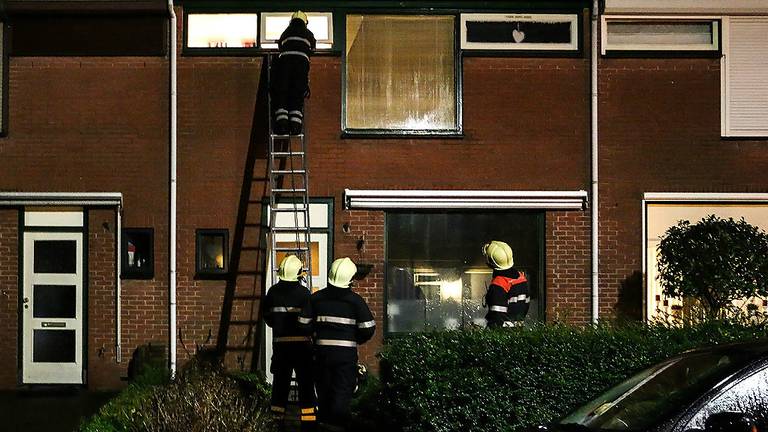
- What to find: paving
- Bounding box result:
[0,389,116,432]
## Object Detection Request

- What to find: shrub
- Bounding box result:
[377,321,767,432]
[80,361,275,432]
[657,215,768,318]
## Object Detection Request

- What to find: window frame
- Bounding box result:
[182,8,335,56]
[195,228,229,278]
[341,11,463,138]
[121,228,155,280]
[383,210,546,336]
[601,15,722,57]
[259,12,334,50]
[0,21,7,137]
[460,13,581,54]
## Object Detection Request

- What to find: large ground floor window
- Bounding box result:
[386,211,544,333]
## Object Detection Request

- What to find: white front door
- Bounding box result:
[22,230,84,384]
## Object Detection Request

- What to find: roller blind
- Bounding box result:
[723,17,768,137]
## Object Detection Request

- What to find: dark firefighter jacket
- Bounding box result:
[263,280,312,342]
[299,285,375,361]
[485,268,529,328]
[278,18,317,61]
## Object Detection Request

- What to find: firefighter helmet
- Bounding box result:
[483,240,514,270]
[292,11,308,25]
[278,255,303,282]
[328,257,357,288]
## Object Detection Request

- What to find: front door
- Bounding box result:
[22,229,84,384]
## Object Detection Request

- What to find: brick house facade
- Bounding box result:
[0,0,765,389]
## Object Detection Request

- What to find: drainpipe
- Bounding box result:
[116,205,122,363]
[167,0,178,377]
[590,0,600,324]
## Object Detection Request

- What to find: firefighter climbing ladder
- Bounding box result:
[266,54,314,291]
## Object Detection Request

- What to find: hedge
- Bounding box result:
[377,321,768,432]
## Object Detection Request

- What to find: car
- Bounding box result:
[530,341,768,432]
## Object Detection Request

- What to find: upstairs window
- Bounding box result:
[0,22,5,136]
[602,18,719,54]
[461,13,579,52]
[722,16,768,137]
[344,15,460,135]
[185,11,334,52]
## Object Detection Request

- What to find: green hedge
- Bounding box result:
[377,321,767,432]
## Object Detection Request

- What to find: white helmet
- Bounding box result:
[278,255,303,282]
[482,241,514,270]
[328,257,357,288]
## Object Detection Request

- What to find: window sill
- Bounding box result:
[182,48,340,57]
[341,129,464,139]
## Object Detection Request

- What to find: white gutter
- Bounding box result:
[116,205,122,363]
[167,0,178,378]
[643,193,768,202]
[591,0,600,324]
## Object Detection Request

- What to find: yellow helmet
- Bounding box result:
[482,241,514,270]
[292,10,308,25]
[328,257,357,288]
[278,255,303,282]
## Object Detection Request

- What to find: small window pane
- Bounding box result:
[122,228,154,279]
[605,20,718,52]
[186,14,258,48]
[345,15,457,132]
[461,14,579,51]
[34,285,76,318]
[34,240,77,274]
[261,12,333,49]
[33,330,76,363]
[196,229,229,276]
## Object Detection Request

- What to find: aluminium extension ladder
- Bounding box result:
[266,54,314,292]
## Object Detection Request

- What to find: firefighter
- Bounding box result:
[482,240,530,328]
[263,255,317,432]
[272,10,316,135]
[299,257,375,432]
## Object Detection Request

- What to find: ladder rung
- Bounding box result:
[272,152,305,157]
[274,246,309,252]
[271,169,306,174]
[270,227,309,232]
[272,188,307,193]
[271,133,304,139]
[271,207,309,212]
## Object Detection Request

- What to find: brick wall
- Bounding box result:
[0,210,19,388]
[598,58,768,318]
[546,210,592,324]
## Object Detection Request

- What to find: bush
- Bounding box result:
[80,361,275,432]
[377,321,767,432]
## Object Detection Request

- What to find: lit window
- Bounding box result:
[344,15,459,134]
[0,23,5,135]
[461,14,579,51]
[186,13,258,48]
[386,212,543,333]
[196,229,229,277]
[602,18,719,53]
[260,12,333,50]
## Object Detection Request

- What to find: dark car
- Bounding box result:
[531,341,768,432]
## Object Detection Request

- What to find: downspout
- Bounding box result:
[167,0,178,377]
[116,205,122,363]
[590,0,600,324]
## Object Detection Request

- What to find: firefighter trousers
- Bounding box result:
[272,55,310,131]
[314,350,357,432]
[270,342,317,431]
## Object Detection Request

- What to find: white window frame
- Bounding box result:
[642,193,768,321]
[601,15,720,55]
[460,13,579,51]
[721,16,768,138]
[260,12,334,50]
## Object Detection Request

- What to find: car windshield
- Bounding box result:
[559,351,751,431]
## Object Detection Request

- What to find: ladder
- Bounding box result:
[266,54,314,291]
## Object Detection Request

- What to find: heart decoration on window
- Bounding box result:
[512,29,526,43]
